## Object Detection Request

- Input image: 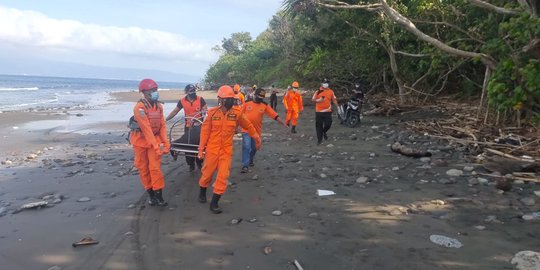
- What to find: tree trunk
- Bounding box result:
[389,44,405,104]
[476,66,492,120]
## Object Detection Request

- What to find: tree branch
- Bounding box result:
[468,0,521,15]
[394,51,429,57]
[316,0,381,11]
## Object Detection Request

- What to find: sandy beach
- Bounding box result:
[0,90,539,270]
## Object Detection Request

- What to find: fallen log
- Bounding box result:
[390,142,432,158]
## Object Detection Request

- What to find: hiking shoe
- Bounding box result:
[241,166,249,173]
[323,132,328,140]
[249,160,254,167]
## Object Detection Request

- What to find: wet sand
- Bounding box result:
[0,91,539,269]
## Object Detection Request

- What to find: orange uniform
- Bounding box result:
[241,101,278,135]
[283,89,303,126]
[237,92,245,105]
[312,88,337,112]
[130,99,169,191]
[178,96,206,127]
[198,106,259,195]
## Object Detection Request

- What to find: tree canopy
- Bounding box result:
[205,0,539,125]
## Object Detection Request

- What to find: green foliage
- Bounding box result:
[205,0,540,124]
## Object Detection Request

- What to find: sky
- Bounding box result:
[0,0,283,82]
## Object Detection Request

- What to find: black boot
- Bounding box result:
[291,126,297,133]
[198,187,207,203]
[209,193,223,214]
[154,189,168,207]
[146,189,158,206]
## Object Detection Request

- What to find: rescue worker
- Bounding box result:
[233,84,245,105]
[312,78,339,145]
[130,78,170,206]
[269,84,278,110]
[166,84,208,171]
[197,85,261,214]
[240,88,287,173]
[245,84,256,102]
[283,81,304,133]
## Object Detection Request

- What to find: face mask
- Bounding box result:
[254,97,264,103]
[188,93,196,99]
[223,98,235,110]
[150,91,159,101]
[322,83,329,89]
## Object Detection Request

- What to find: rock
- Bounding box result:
[27,154,38,160]
[534,191,540,198]
[446,169,463,177]
[430,200,446,206]
[420,157,431,163]
[511,251,540,270]
[463,166,475,172]
[251,174,259,180]
[474,225,486,230]
[308,212,319,218]
[320,173,327,178]
[1,160,12,165]
[52,198,62,204]
[229,218,243,225]
[429,234,463,248]
[0,207,7,216]
[48,266,62,270]
[477,178,489,184]
[467,178,479,185]
[272,210,282,216]
[77,197,91,202]
[21,201,48,210]
[520,197,536,206]
[76,113,83,117]
[248,218,258,223]
[124,231,134,236]
[356,176,369,184]
[484,215,499,223]
[326,144,334,148]
[263,246,272,255]
[392,166,400,171]
[369,153,376,157]
[514,180,525,185]
[496,179,512,191]
[127,204,136,209]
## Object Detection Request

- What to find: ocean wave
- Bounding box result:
[0,87,39,91]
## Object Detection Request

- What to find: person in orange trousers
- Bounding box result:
[130,78,170,207]
[197,85,261,214]
[283,81,304,133]
[240,88,287,173]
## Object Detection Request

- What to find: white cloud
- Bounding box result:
[0,6,216,63]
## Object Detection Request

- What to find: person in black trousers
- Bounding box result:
[269,84,278,110]
[312,79,338,145]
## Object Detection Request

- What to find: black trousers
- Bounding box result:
[183,125,203,168]
[315,112,332,143]
[270,94,277,110]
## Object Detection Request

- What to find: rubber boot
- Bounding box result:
[209,193,223,214]
[154,189,168,207]
[146,189,158,206]
[291,126,297,134]
[198,187,207,203]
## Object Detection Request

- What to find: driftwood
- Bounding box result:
[293,259,304,270]
[390,142,432,158]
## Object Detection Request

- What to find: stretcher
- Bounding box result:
[168,115,204,159]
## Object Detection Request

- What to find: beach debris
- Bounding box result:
[124,231,134,236]
[26,154,38,160]
[77,197,91,202]
[308,212,319,218]
[535,191,540,198]
[248,218,258,223]
[511,251,540,270]
[229,218,243,225]
[72,236,99,247]
[319,173,327,178]
[263,246,272,255]
[474,225,486,230]
[272,210,282,216]
[317,189,336,196]
[127,204,136,209]
[20,201,48,210]
[429,235,463,248]
[252,174,259,180]
[293,259,305,270]
[326,144,334,148]
[1,160,13,165]
[430,200,446,206]
[496,178,512,191]
[446,169,463,177]
[391,142,431,158]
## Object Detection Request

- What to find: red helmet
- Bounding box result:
[138,78,158,92]
[217,85,235,98]
[233,84,241,93]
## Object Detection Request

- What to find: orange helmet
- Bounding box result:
[292,81,299,88]
[217,85,235,98]
[233,84,241,93]
[139,78,158,92]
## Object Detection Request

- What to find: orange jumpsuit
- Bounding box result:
[198,106,259,195]
[130,99,169,191]
[283,89,304,126]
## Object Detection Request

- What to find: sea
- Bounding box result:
[0,74,188,111]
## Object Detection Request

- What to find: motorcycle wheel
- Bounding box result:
[346,114,360,127]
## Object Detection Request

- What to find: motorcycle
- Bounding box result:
[338,97,362,128]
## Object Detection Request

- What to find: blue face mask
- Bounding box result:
[150,91,159,101]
